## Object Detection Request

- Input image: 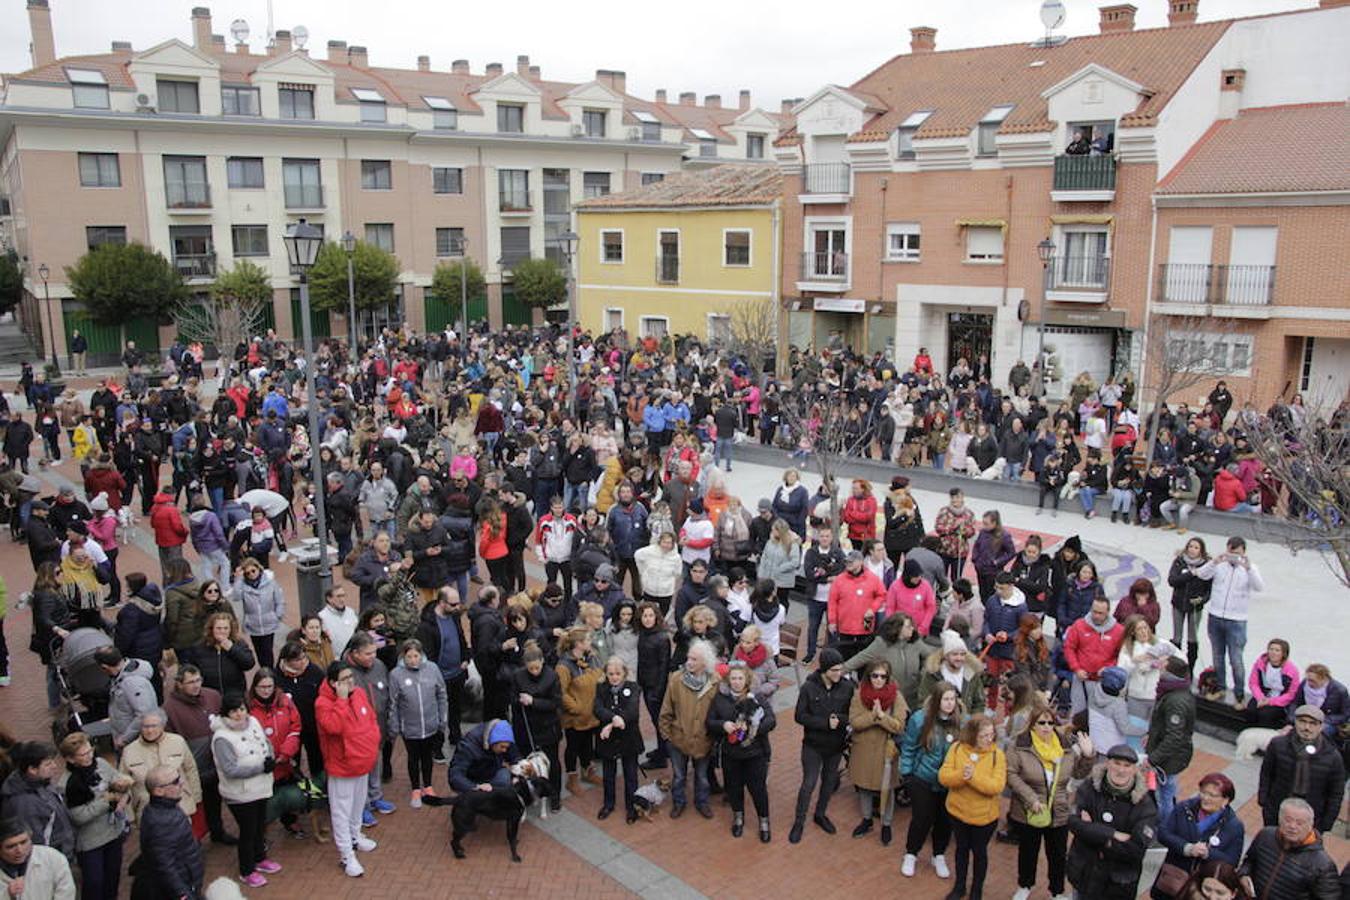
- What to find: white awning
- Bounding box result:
[66,68,106,85]
[351,88,384,102]
[423,96,456,110]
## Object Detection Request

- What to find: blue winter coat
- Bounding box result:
[1059,579,1106,631]
[606,502,649,560]
[1155,797,1244,888]
[642,405,666,434]
[115,586,165,664]
[772,484,810,537]
[982,593,1029,661]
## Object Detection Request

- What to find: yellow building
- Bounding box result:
[576,165,781,345]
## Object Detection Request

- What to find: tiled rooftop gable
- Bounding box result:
[577,163,782,208]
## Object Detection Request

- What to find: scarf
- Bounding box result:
[734,642,768,671]
[681,666,710,693]
[64,760,101,808]
[1302,681,1329,710]
[859,678,898,711]
[1030,730,1065,773]
[61,555,108,605]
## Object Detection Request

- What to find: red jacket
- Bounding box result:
[827,568,886,636]
[840,495,878,542]
[83,467,126,511]
[315,681,381,777]
[1212,469,1247,512]
[1063,618,1125,678]
[227,384,251,419]
[249,692,302,781]
[150,493,187,547]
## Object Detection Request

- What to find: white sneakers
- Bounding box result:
[932,854,950,878]
[353,835,377,853]
[343,857,364,877]
[1012,889,1031,900]
[901,852,949,879]
[901,854,917,877]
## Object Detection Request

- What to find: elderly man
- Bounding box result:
[1240,798,1340,900]
[119,709,207,835]
[0,819,76,900]
[132,765,205,900]
[1258,704,1347,834]
[1066,744,1158,900]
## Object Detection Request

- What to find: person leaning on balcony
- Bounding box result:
[1065,129,1090,155]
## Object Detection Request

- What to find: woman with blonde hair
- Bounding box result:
[714,495,754,572]
[848,659,906,844]
[757,519,801,613]
[576,600,611,665]
[938,713,1007,900]
[58,731,131,900]
[674,604,727,666]
[557,626,603,796]
[707,660,776,841]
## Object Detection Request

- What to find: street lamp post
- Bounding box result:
[556,230,579,415]
[457,236,469,337]
[283,218,330,579]
[37,263,59,376]
[1036,237,1057,398]
[342,230,357,355]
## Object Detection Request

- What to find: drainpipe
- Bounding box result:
[878,177,887,359]
[1001,174,1013,379]
[1140,191,1160,430]
[771,198,784,377]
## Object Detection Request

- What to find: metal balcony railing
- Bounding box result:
[166,183,211,209]
[283,184,325,209]
[174,253,216,278]
[1052,154,1117,192]
[802,163,850,194]
[1048,255,1110,291]
[655,256,679,284]
[801,250,849,281]
[499,190,532,212]
[1157,263,1276,306]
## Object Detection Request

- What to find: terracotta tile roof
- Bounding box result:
[775,20,1229,146]
[1156,103,1350,195]
[773,134,803,148]
[9,51,137,88]
[621,96,792,144]
[847,129,890,143]
[576,163,781,209]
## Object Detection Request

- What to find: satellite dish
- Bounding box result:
[1040,0,1066,31]
[229,18,250,44]
[292,25,309,50]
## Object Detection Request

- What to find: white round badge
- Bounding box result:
[622,688,631,697]
[1305,744,1316,755]
[1102,811,1114,823]
[405,678,413,686]
[1209,835,1221,847]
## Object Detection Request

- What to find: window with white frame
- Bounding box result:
[221,85,260,116]
[435,227,464,257]
[157,79,200,114]
[724,230,751,267]
[78,152,120,187]
[231,225,269,256]
[640,172,664,186]
[365,223,394,252]
[746,134,765,159]
[965,226,1004,262]
[601,230,623,263]
[582,109,607,137]
[226,157,264,189]
[423,96,457,130]
[976,105,1013,156]
[1058,227,1109,287]
[604,308,624,331]
[896,110,932,160]
[886,223,921,261]
[278,85,315,120]
[1169,332,1254,377]
[67,68,109,109]
[582,172,611,199]
[707,314,731,344]
[640,316,669,338]
[497,103,524,133]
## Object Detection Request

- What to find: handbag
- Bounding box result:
[1025,757,1060,829]
[1152,862,1191,898]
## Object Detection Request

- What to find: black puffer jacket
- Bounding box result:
[636,627,672,691]
[794,670,854,755]
[510,664,562,749]
[1066,766,1158,900]
[1167,554,1212,610]
[592,679,643,758]
[442,514,475,576]
[135,794,204,899]
[1240,826,1340,900]
[406,520,451,587]
[706,686,775,761]
[1258,732,1347,834]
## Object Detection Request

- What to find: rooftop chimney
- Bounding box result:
[1168,0,1198,26]
[781,98,794,114]
[272,29,291,56]
[347,45,368,68]
[514,54,528,75]
[486,62,503,77]
[27,0,55,68]
[417,55,430,71]
[704,94,721,108]
[111,40,132,52]
[528,65,540,79]
[739,89,751,110]
[236,39,249,54]
[655,89,667,103]
[1099,4,1137,32]
[190,6,211,51]
[209,34,225,54]
[595,69,626,94]
[910,26,936,53]
[679,91,696,106]
[327,40,347,63]
[451,59,470,74]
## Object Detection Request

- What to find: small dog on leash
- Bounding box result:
[632,777,672,822]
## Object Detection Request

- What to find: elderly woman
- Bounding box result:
[593,657,643,823]
[714,495,754,573]
[118,709,202,828]
[58,732,131,900]
[658,637,720,818]
[848,659,907,845]
[1153,773,1244,900]
[707,660,776,841]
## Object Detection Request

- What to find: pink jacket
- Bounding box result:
[883,578,936,636]
[1247,654,1299,707]
[87,513,118,552]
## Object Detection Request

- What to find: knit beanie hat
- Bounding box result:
[941,630,966,656]
[488,720,515,746]
[817,648,844,671]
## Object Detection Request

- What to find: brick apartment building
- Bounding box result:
[773,0,1350,410]
[0,2,789,363]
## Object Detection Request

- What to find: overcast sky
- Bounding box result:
[1,0,1313,108]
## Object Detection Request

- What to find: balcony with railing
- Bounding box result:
[1051,154,1117,201]
[283,184,325,210]
[173,253,216,279]
[796,250,849,292]
[655,256,679,284]
[499,190,532,214]
[800,163,850,202]
[1157,263,1276,312]
[166,182,211,211]
[1045,255,1111,302]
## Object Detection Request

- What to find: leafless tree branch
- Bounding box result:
[1143,313,1240,461]
[777,385,874,527]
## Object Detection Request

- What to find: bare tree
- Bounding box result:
[1245,409,1349,588]
[172,259,271,385]
[1141,312,1240,462]
[777,382,873,527]
[720,301,780,382]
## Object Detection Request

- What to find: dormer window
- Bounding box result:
[424,96,457,130]
[68,68,109,109]
[896,110,932,160]
[497,103,524,133]
[157,79,200,114]
[583,109,607,138]
[691,128,716,158]
[351,88,386,123]
[279,84,315,120]
[221,85,260,116]
[977,105,1013,157]
[746,134,765,159]
[633,110,661,142]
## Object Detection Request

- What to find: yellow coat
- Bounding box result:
[72,424,99,464]
[938,740,1007,826]
[594,457,625,514]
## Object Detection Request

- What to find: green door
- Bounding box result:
[123,317,161,353]
[258,298,277,334]
[500,284,532,327]
[424,292,452,333]
[289,292,331,339]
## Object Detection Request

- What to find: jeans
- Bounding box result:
[371,518,396,539]
[1110,488,1134,514]
[77,835,125,900]
[199,548,231,588]
[366,755,386,804]
[668,745,710,808]
[715,437,734,470]
[793,744,841,822]
[1015,820,1068,893]
[858,788,893,825]
[1005,462,1024,481]
[1208,615,1247,696]
[1078,486,1099,514]
[1172,602,1203,654]
[806,602,827,658]
[905,776,951,855]
[1155,769,1178,824]
[563,480,589,512]
[1038,485,1061,510]
[1229,501,1258,514]
[601,754,639,813]
[614,556,642,599]
[951,818,996,893]
[1160,500,1193,528]
[208,486,225,522]
[931,452,945,471]
[328,775,367,863]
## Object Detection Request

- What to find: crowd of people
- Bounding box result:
[0,323,1344,900]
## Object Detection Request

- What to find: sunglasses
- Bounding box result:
[1035,719,1055,726]
[869,673,888,680]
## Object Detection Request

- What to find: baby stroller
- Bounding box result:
[51,626,114,747]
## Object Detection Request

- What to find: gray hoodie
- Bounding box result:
[229,570,286,638]
[109,658,159,747]
[358,476,399,521]
[387,660,449,740]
